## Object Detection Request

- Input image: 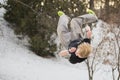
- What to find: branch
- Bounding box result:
[13,0,38,14]
[86,59,92,80]
[91,38,104,71]
[112,26,120,80]
[0,28,3,36]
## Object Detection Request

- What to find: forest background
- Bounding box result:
[1,0,119,57]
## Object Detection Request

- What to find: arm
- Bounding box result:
[58,50,69,57]
[58,47,76,57]
[85,26,92,39]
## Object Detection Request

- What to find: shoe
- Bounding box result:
[86,9,95,15]
[57,11,65,16]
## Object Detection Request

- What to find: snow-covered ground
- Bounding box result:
[0,1,89,80]
[0,0,119,80]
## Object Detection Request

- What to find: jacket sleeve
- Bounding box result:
[83,38,91,44]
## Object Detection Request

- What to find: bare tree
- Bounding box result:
[86,21,120,80]
[107,24,120,80]
[113,25,120,80]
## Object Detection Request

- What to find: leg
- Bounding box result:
[70,14,98,40]
[70,17,84,40]
[57,14,72,49]
[78,14,98,24]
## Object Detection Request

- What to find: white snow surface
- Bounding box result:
[0,2,89,80]
[0,0,117,80]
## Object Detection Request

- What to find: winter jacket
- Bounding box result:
[68,38,91,64]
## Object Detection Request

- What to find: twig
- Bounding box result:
[13,0,38,14]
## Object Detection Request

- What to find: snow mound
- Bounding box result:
[0,5,88,80]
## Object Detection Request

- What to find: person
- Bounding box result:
[58,25,92,64]
[57,9,98,64]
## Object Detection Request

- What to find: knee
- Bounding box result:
[70,18,77,24]
[70,18,82,26]
[70,18,77,28]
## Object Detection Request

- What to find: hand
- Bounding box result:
[87,30,92,39]
[59,50,69,57]
[85,26,92,38]
[85,25,91,32]
[69,47,76,53]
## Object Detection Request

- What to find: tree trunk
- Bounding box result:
[105,0,110,20]
[89,0,94,10]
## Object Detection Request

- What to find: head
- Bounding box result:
[75,42,92,58]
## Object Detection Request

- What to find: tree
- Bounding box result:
[105,0,110,20]
[4,0,87,57]
[89,0,94,10]
[86,20,120,80]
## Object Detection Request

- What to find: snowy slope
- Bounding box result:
[0,2,89,80]
[0,0,119,80]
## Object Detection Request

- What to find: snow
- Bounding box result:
[0,1,89,80]
[93,64,113,80]
[92,20,104,48]
[0,21,88,80]
[0,0,119,80]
